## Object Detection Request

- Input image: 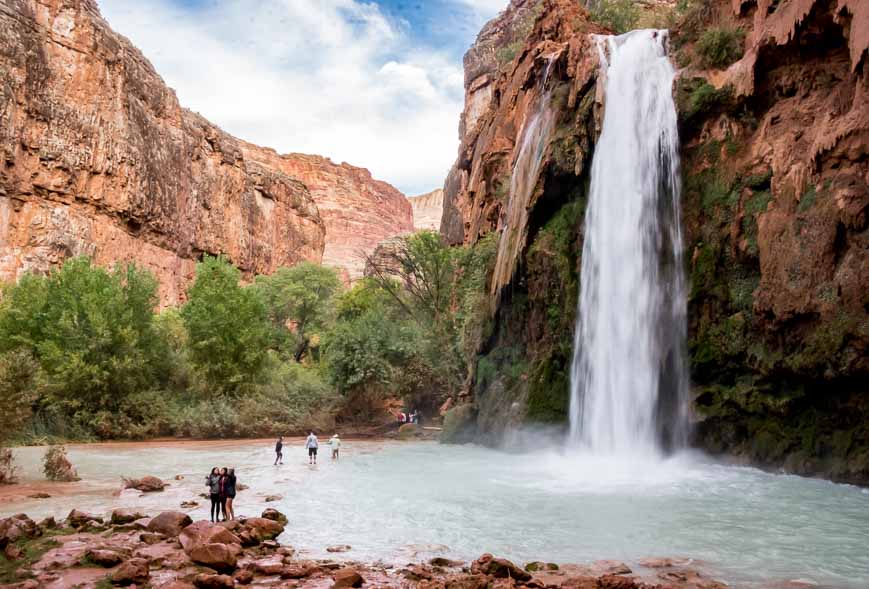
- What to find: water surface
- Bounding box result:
[2,440,867,587]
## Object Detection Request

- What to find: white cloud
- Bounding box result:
[98,0,468,195]
[454,0,509,15]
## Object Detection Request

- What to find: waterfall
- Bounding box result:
[568,30,689,455]
[491,62,557,297]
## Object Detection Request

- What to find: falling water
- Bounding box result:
[491,61,557,297]
[568,30,689,455]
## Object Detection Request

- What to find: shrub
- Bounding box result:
[590,0,639,34]
[696,27,745,69]
[43,445,80,481]
[0,448,17,484]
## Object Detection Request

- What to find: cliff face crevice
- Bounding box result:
[442,0,868,482]
[1,0,412,302]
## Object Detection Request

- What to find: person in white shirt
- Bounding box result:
[305,431,319,465]
[330,434,341,460]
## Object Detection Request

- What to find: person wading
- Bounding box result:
[305,431,319,465]
[274,436,284,465]
[218,467,229,522]
[330,433,341,460]
[205,467,222,522]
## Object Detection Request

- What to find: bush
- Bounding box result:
[590,0,639,34]
[43,445,80,481]
[0,448,17,484]
[696,27,745,69]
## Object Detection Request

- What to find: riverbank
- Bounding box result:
[0,508,732,589]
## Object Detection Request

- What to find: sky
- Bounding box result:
[98,0,508,196]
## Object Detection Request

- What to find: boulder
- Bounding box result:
[263,494,282,502]
[261,508,287,525]
[331,567,364,588]
[180,521,241,552]
[193,573,234,589]
[66,509,102,529]
[472,554,531,582]
[241,517,284,541]
[110,557,149,585]
[180,501,199,509]
[327,544,352,553]
[37,517,57,530]
[147,512,192,537]
[0,515,40,547]
[180,521,242,572]
[123,475,166,492]
[187,542,241,572]
[234,569,254,585]
[86,548,125,567]
[175,475,185,480]
[27,493,50,499]
[110,508,146,525]
[281,563,317,579]
[139,532,164,545]
[250,555,284,575]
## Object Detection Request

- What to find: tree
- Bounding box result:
[254,262,342,361]
[0,257,166,414]
[363,231,457,325]
[181,256,270,393]
[0,349,39,442]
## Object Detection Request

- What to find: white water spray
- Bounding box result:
[568,30,689,455]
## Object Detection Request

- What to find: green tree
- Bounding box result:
[0,257,166,415]
[181,256,269,393]
[0,349,39,442]
[254,262,342,361]
[363,230,457,324]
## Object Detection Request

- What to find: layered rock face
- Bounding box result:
[0,0,411,302]
[441,0,868,482]
[0,0,326,305]
[407,189,444,231]
[239,150,413,281]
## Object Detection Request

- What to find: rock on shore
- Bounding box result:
[0,510,734,588]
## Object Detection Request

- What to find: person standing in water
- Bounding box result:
[330,433,341,460]
[223,468,237,520]
[274,436,283,465]
[305,431,319,465]
[205,467,222,522]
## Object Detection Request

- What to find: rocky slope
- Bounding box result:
[407,188,445,231]
[241,149,413,282]
[0,0,411,302]
[440,0,868,483]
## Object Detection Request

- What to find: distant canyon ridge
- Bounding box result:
[0,0,445,304]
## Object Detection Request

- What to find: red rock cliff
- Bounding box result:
[239,149,413,282]
[0,0,412,302]
[441,0,868,481]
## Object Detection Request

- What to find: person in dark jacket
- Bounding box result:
[274,436,283,465]
[205,467,222,522]
[224,468,237,520]
[217,467,229,521]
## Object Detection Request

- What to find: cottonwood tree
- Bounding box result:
[254,262,342,361]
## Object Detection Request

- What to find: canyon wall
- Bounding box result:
[407,189,444,231]
[441,0,868,483]
[0,0,411,302]
[241,149,413,282]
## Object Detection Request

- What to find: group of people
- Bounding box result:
[204,467,237,522]
[274,432,342,466]
[398,410,420,424]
